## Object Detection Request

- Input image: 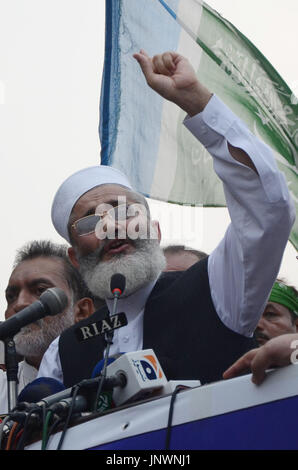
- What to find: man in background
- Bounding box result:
[0,240,94,413]
[224,280,298,384]
[254,280,298,346]
[163,245,207,272]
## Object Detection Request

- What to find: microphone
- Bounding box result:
[39,356,125,416]
[13,378,91,425]
[109,274,126,340]
[17,377,66,404]
[90,274,126,411]
[105,349,168,406]
[49,357,125,417]
[48,395,88,418]
[16,357,122,418]
[0,288,68,340]
[110,273,126,319]
[110,273,126,300]
[10,377,68,425]
[91,354,123,412]
[91,355,120,377]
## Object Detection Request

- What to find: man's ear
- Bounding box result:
[68,247,79,268]
[74,297,95,324]
[151,220,161,243]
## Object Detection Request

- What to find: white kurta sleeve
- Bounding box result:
[37,336,63,383]
[184,95,296,337]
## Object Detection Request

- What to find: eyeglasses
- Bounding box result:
[71,203,146,237]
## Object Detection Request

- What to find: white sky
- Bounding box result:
[0,0,297,319]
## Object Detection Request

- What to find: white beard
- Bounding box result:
[14,305,74,358]
[78,238,166,299]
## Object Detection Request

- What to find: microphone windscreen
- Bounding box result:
[91,353,124,378]
[18,377,65,403]
[40,288,68,316]
[110,274,126,295]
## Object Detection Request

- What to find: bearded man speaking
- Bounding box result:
[41,51,295,387]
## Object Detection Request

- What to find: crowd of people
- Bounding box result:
[0,50,297,415]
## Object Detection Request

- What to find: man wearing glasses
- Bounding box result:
[39,51,295,387]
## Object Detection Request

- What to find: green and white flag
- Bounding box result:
[100,0,298,248]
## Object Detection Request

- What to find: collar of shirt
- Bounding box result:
[105,277,159,320]
[105,276,160,355]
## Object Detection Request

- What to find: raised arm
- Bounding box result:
[134,50,295,337]
[133,50,257,172]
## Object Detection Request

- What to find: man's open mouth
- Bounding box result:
[103,239,132,256]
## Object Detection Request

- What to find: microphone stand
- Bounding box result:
[4,337,19,412]
[92,292,120,412]
[103,289,122,368]
[102,290,122,364]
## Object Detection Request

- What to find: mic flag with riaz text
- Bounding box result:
[99,0,298,249]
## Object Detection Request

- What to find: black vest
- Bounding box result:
[59,257,256,387]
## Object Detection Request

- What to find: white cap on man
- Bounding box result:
[51,165,133,243]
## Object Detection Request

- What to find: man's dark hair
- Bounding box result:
[163,245,208,261]
[13,240,93,303]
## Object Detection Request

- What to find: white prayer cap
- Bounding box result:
[51,165,133,242]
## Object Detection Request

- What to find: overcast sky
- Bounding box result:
[0,0,297,319]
